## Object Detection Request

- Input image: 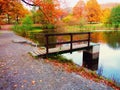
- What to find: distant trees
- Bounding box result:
[73,0,85,19]
[0,0,29,24]
[85,0,101,23]
[101,8,111,24]
[22,0,64,29]
[108,5,120,30]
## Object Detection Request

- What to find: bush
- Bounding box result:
[21,15,33,31]
[79,18,87,28]
[12,15,33,37]
[108,5,120,30]
[42,23,55,29]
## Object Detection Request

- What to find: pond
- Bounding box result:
[30,30,120,84]
[62,31,120,84]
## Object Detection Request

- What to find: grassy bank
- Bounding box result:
[61,24,120,33]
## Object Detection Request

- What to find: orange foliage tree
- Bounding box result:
[0,0,29,24]
[85,0,101,23]
[22,0,63,25]
[73,0,85,19]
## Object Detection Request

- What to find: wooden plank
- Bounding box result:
[29,42,97,57]
[45,32,91,36]
[34,50,41,55]
[29,51,38,57]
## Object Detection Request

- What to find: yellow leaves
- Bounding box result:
[101,8,111,23]
[86,0,101,23]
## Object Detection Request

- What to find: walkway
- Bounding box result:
[0,31,113,90]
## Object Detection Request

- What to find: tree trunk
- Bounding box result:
[7,14,10,24]
[16,15,19,23]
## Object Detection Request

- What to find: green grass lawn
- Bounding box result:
[62,23,119,33]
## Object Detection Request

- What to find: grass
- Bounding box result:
[28,29,43,33]
[61,23,120,33]
[47,55,73,64]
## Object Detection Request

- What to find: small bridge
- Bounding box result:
[29,32,99,57]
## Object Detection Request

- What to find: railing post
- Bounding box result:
[88,32,91,47]
[70,33,73,53]
[45,35,49,55]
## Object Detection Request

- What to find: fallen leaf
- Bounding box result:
[32,80,35,85]
[40,80,42,82]
[13,84,18,88]
[21,85,24,88]
[23,80,27,83]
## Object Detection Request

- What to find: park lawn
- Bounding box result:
[28,29,43,33]
[63,23,116,32]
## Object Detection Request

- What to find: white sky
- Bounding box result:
[65,0,120,7]
[24,0,120,10]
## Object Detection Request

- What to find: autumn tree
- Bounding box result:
[22,0,63,25]
[101,8,111,24]
[108,5,120,30]
[11,0,29,23]
[85,0,101,23]
[73,0,85,19]
[0,0,29,24]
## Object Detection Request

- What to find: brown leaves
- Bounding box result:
[31,80,36,85]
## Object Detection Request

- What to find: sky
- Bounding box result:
[23,0,120,10]
[65,0,120,7]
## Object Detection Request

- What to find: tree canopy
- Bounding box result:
[0,0,29,24]
[108,5,120,29]
[85,0,101,23]
[73,0,85,19]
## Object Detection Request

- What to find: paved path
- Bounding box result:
[0,31,113,90]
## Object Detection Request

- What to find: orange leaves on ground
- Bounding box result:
[45,58,120,90]
[31,80,36,85]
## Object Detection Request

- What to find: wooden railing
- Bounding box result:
[45,32,91,54]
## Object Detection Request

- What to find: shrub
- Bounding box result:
[21,15,33,31]
[42,23,55,29]
[108,5,120,30]
[79,18,87,28]
[12,15,33,37]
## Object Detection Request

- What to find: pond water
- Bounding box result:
[62,31,120,84]
[31,30,120,84]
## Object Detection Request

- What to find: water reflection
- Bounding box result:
[31,30,120,84]
[83,51,99,70]
[91,31,120,49]
[63,31,120,84]
[30,30,57,48]
[103,31,120,49]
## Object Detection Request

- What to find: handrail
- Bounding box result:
[45,32,91,54]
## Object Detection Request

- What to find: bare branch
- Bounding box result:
[21,0,51,23]
[21,0,36,6]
